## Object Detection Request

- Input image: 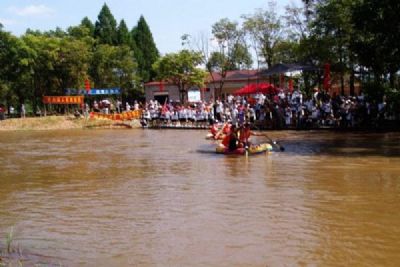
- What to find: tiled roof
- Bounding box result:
[145,81,165,86]
[207,70,259,82]
[145,70,260,87]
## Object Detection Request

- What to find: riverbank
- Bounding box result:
[0,116,141,131]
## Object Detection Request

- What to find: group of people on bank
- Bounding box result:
[137,87,393,130]
[0,104,26,120]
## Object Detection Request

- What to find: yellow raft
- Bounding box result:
[216,143,273,155]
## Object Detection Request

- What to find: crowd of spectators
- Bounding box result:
[2,88,392,131]
[139,88,396,130]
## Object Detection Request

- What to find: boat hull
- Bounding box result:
[216,143,273,155]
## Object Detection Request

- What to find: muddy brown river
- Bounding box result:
[0,129,399,266]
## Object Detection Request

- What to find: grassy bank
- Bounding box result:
[0,116,141,131]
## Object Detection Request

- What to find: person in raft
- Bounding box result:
[209,120,219,138]
[238,122,265,148]
[220,125,239,151]
[214,121,232,140]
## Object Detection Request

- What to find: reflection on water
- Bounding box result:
[0,129,399,266]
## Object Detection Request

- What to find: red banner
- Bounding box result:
[279,74,285,88]
[90,110,142,121]
[43,96,84,104]
[288,79,294,92]
[323,63,331,91]
[159,81,164,92]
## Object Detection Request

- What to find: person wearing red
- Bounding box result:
[220,125,239,151]
[238,122,264,147]
[206,120,221,140]
[210,121,219,136]
[214,121,231,140]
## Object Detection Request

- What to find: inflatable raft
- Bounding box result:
[216,143,273,155]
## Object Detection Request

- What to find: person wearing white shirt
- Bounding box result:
[134,100,139,111]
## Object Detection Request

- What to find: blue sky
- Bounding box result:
[0,0,301,54]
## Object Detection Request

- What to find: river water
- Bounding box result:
[0,129,399,266]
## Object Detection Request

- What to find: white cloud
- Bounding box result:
[8,4,55,17]
[0,18,17,26]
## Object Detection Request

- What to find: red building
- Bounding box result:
[144,70,266,103]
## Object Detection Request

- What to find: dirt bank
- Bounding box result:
[0,116,141,131]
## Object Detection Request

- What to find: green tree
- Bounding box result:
[182,19,252,99]
[44,27,67,38]
[242,2,283,68]
[81,17,95,36]
[273,40,299,64]
[283,3,312,64]
[351,0,400,88]
[68,24,92,40]
[0,29,34,109]
[230,43,253,69]
[207,43,252,72]
[311,0,355,94]
[152,50,206,103]
[210,18,246,97]
[94,3,118,45]
[54,37,92,92]
[89,44,138,101]
[211,18,244,69]
[117,19,131,46]
[69,17,95,40]
[23,34,64,112]
[132,15,159,82]
[21,34,91,112]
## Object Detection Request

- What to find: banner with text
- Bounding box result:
[43,96,84,104]
[90,110,142,121]
[66,88,120,95]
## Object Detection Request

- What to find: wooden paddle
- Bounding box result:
[262,133,285,151]
[252,124,285,151]
[214,122,227,140]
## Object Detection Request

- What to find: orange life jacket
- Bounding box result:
[239,128,251,142]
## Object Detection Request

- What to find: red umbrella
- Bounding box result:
[234,83,277,95]
[234,84,254,95]
[258,83,277,94]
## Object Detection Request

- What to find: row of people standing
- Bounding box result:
[0,104,25,119]
[91,100,140,114]
[141,86,396,130]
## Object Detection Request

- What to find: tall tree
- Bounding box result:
[273,40,299,64]
[22,34,60,112]
[182,20,251,100]
[210,18,247,97]
[351,0,400,88]
[152,50,206,103]
[117,19,131,46]
[283,3,319,67]
[242,1,283,68]
[89,44,138,100]
[68,18,96,42]
[229,43,253,70]
[54,37,92,92]
[81,17,95,37]
[311,0,354,95]
[94,3,117,45]
[132,15,159,82]
[284,3,309,42]
[0,28,34,109]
